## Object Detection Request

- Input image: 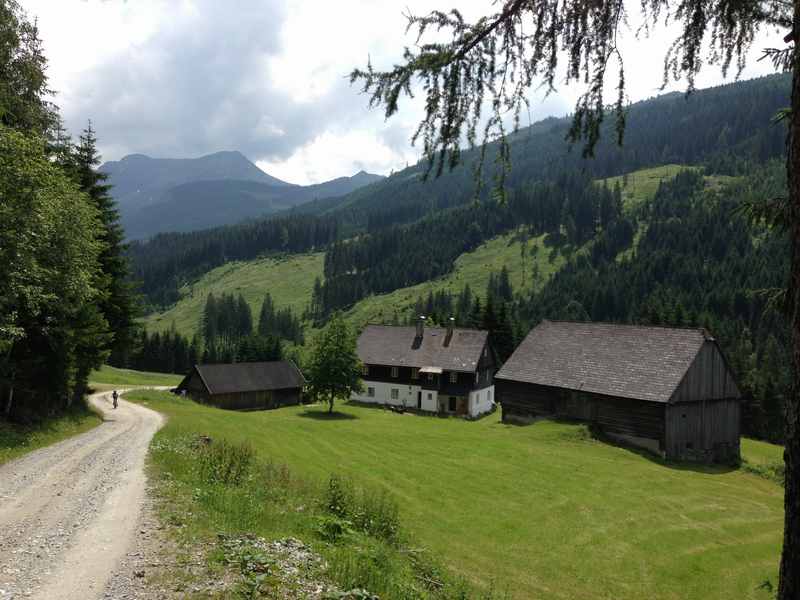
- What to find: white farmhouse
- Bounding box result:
[352,317,497,418]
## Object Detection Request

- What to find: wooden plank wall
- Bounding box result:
[497,380,556,421]
[672,342,740,403]
[665,399,740,462]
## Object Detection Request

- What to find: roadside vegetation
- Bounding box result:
[0,403,101,465]
[130,389,783,600]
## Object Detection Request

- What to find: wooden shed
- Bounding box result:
[495,321,741,463]
[178,361,305,411]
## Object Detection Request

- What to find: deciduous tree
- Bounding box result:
[306,313,363,413]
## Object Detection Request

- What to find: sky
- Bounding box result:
[21,0,783,185]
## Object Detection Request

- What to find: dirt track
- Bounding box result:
[0,391,164,600]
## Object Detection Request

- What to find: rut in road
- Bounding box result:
[0,390,164,600]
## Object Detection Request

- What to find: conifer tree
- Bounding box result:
[74,121,137,366]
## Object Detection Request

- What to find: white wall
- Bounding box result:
[352,380,422,409]
[468,385,495,417]
[351,380,493,417]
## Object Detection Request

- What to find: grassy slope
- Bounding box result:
[142,164,740,338]
[143,252,325,337]
[89,365,184,387]
[601,164,698,211]
[132,391,783,600]
[143,231,564,338]
[344,231,565,328]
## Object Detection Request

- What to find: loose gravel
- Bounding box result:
[0,391,164,600]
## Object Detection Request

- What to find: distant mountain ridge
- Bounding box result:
[100,150,383,239]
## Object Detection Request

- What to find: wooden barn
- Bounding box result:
[495,321,741,463]
[178,360,305,410]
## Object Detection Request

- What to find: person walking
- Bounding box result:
[112,390,118,409]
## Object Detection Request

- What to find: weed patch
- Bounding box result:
[196,437,254,486]
[741,459,785,486]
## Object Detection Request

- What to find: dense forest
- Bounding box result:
[0,1,136,421]
[129,74,790,312]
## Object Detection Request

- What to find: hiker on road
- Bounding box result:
[112,390,118,409]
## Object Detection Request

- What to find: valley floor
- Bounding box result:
[129,390,784,600]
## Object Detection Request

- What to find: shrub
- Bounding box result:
[322,475,401,545]
[316,514,356,544]
[196,438,254,486]
[324,474,355,518]
[352,488,401,544]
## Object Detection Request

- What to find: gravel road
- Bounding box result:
[0,390,164,600]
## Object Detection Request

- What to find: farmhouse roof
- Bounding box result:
[187,360,305,395]
[357,325,489,373]
[495,320,718,403]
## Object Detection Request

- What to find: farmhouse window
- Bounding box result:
[449,372,457,384]
[411,367,419,379]
[362,365,369,376]
[427,393,433,400]
[391,388,399,400]
[367,387,375,398]
[391,366,399,378]
[427,372,434,382]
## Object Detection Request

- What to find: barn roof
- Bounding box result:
[187,360,305,395]
[357,325,489,373]
[495,321,718,403]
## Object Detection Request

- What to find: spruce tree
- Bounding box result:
[74,122,137,366]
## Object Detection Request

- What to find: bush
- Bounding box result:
[324,474,355,518]
[322,475,401,544]
[196,438,254,486]
[352,488,401,544]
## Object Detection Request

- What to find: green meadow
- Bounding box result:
[130,390,784,600]
[143,252,325,337]
[89,364,184,388]
[142,231,565,338]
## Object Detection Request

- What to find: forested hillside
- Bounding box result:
[130,73,789,310]
[130,73,791,442]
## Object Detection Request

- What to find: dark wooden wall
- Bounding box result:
[665,399,740,462]
[497,378,740,463]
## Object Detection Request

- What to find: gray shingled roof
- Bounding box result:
[495,321,712,403]
[357,325,488,373]
[192,361,305,395]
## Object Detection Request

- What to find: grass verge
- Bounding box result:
[0,401,102,465]
[135,390,502,598]
[130,390,783,600]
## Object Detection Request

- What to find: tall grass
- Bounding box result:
[147,428,504,598]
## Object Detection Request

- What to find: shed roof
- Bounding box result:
[186,361,305,395]
[357,325,489,373]
[495,320,718,403]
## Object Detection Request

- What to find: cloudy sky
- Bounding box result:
[22,0,782,185]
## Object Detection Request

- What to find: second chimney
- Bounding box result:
[416,315,426,339]
[444,316,455,347]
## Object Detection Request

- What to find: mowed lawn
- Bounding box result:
[136,392,783,600]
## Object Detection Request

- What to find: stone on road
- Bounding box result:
[0,391,164,600]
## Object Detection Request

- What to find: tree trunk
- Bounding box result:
[329,389,334,414]
[779,11,800,598]
[4,385,13,418]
